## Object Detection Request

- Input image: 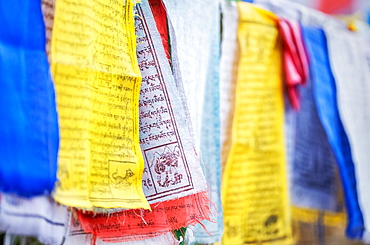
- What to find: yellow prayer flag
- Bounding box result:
[51,0,149,210]
[222,3,292,244]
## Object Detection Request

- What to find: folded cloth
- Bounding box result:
[278,18,309,110]
[0,193,68,245]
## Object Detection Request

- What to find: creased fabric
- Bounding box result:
[0,0,59,196]
[162,0,218,151]
[63,211,179,245]
[161,0,223,243]
[325,21,370,240]
[0,193,69,245]
[187,3,223,245]
[290,26,341,212]
[136,0,207,205]
[51,0,149,210]
[278,18,309,110]
[148,0,170,62]
[302,24,364,239]
[255,0,365,239]
[77,193,209,243]
[220,0,239,174]
[76,1,210,242]
[222,3,292,244]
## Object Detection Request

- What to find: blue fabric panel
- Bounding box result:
[0,0,59,196]
[302,26,364,239]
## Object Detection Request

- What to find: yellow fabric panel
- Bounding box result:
[51,0,149,210]
[222,3,292,244]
